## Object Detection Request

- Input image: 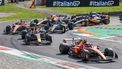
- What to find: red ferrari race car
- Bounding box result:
[59,38,118,62]
[4,20,28,34]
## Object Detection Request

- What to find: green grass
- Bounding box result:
[0,4,48,21]
[43,2,122,15]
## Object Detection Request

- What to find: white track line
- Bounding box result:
[72,33,122,43]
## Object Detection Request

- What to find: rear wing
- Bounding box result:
[63,38,80,45]
[63,37,82,41]
[63,37,87,45]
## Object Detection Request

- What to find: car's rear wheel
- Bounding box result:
[4,25,11,34]
[68,23,74,30]
[46,35,52,43]
[21,30,27,39]
[61,26,66,33]
[84,21,89,26]
[59,44,70,54]
[25,37,30,45]
[103,19,110,25]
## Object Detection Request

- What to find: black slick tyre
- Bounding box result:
[59,44,70,54]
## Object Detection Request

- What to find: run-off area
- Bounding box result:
[73,25,122,43]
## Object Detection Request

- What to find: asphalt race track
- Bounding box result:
[0,17,122,69]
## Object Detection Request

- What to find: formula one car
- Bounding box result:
[37,17,67,34]
[59,38,118,62]
[49,23,66,34]
[4,20,28,34]
[88,12,110,25]
[65,12,110,29]
[23,30,52,45]
[49,15,69,33]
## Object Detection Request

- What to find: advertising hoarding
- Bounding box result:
[46,0,119,7]
[0,0,4,5]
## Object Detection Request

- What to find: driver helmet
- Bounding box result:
[86,42,92,47]
[92,15,97,18]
